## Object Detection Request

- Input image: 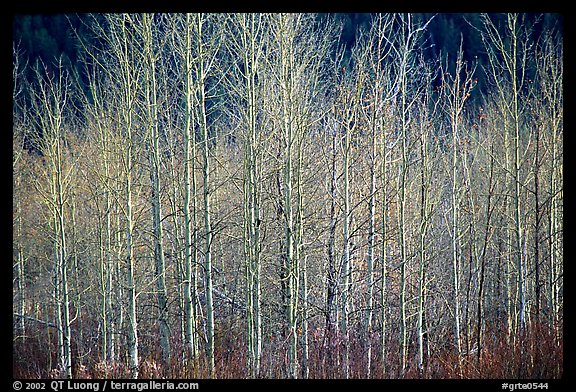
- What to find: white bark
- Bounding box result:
[141,13,171,365]
[439,40,477,370]
[226,13,265,377]
[182,12,199,366]
[192,13,217,377]
[28,59,74,379]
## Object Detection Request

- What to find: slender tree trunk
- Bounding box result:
[296,148,308,378]
[284,76,297,380]
[477,141,495,366]
[116,14,139,378]
[440,43,476,371]
[15,195,26,339]
[365,162,376,378]
[55,142,72,379]
[101,187,113,368]
[325,117,338,373]
[142,13,171,366]
[194,14,215,377]
[398,64,408,374]
[123,91,138,378]
[52,208,64,376]
[301,253,309,379]
[33,66,73,379]
[276,15,299,378]
[182,14,199,364]
[294,113,306,378]
[13,59,27,343]
[548,126,558,331]
[504,119,514,342]
[533,121,541,323]
[451,111,462,367]
[481,13,529,340]
[462,144,477,360]
[417,111,429,373]
[365,106,377,379]
[87,67,114,368]
[71,191,85,366]
[380,120,388,377]
[126,187,138,380]
[105,193,114,365]
[235,13,263,377]
[341,108,351,379]
[511,22,526,334]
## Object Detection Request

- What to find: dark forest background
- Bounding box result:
[13,13,562,100]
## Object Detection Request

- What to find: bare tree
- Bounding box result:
[13,44,28,342]
[99,14,145,378]
[223,13,268,377]
[188,13,223,377]
[28,58,75,379]
[361,14,396,377]
[415,69,439,373]
[481,13,532,336]
[332,52,358,380]
[534,29,563,335]
[438,40,477,370]
[12,12,563,380]
[266,13,334,378]
[139,13,172,365]
[384,13,433,372]
[183,12,201,368]
[84,61,116,369]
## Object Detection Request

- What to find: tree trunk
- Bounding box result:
[417,109,429,373]
[398,59,408,375]
[234,13,264,377]
[533,120,541,323]
[142,13,171,366]
[451,111,462,368]
[195,14,215,377]
[55,142,72,379]
[510,17,526,333]
[182,13,198,368]
[325,116,338,373]
[380,103,389,376]
[341,106,351,379]
[477,140,495,365]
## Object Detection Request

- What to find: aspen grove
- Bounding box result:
[13,13,562,379]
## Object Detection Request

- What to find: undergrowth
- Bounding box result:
[13,320,562,379]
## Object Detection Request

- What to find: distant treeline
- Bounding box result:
[13,13,562,101]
